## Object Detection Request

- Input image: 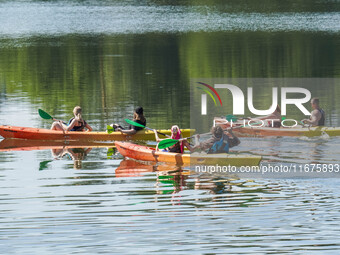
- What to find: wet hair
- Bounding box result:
[311,98,320,105]
[211,126,223,138]
[73,106,83,122]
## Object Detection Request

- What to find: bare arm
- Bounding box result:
[226,129,240,147]
[66,119,77,131]
[85,123,93,132]
[182,140,192,152]
[153,129,162,142]
[302,110,321,126]
[118,128,137,135]
[189,135,201,152]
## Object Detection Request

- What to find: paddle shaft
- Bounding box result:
[196,121,261,138]
[124,119,170,137]
[38,109,64,123]
[143,126,169,137]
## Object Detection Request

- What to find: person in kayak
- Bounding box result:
[50,106,93,132]
[154,125,191,153]
[114,106,146,135]
[301,98,325,126]
[191,126,240,154]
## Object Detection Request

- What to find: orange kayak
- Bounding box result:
[115,141,262,166]
[214,117,340,137]
[0,125,194,141]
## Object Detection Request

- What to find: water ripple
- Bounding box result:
[1,3,340,38]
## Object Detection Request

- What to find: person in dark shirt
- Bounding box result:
[114,106,146,135]
[301,98,325,126]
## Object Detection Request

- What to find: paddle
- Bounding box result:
[38,109,67,135]
[38,109,65,123]
[107,119,170,137]
[125,119,168,136]
[158,121,263,149]
[226,114,239,122]
[299,120,310,127]
[38,109,55,120]
[158,139,182,149]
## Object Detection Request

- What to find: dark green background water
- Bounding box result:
[1,1,340,254]
[1,1,340,130]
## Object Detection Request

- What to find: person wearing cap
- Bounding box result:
[113,106,147,135]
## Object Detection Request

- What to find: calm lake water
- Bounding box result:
[1,0,340,254]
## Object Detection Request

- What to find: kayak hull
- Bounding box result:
[115,141,262,166]
[0,125,194,141]
[214,118,340,137]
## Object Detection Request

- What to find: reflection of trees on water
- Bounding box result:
[1,32,340,130]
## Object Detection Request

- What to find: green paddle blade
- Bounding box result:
[38,109,53,120]
[158,139,178,149]
[124,119,145,128]
[226,114,238,122]
[107,125,114,134]
[39,160,52,171]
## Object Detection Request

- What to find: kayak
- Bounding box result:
[115,141,262,166]
[0,125,195,141]
[0,138,115,152]
[214,117,340,137]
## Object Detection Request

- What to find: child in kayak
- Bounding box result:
[154,125,191,153]
[191,126,240,154]
[113,106,146,135]
[51,106,93,132]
